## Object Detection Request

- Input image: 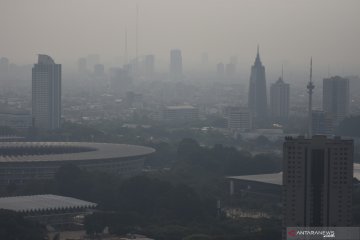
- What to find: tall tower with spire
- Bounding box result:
[248,46,268,126]
[307,58,315,137]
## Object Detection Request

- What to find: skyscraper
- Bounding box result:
[32,55,61,130]
[312,110,333,136]
[248,47,267,126]
[283,136,353,237]
[143,54,155,76]
[270,77,290,124]
[216,62,225,79]
[323,76,350,126]
[170,49,183,80]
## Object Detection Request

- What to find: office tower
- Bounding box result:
[94,64,105,76]
[77,58,87,73]
[323,76,350,126]
[201,52,209,65]
[170,49,183,80]
[0,57,9,76]
[270,77,290,124]
[143,55,155,76]
[86,54,100,69]
[217,62,225,79]
[227,107,252,131]
[248,47,267,126]
[312,110,333,135]
[32,55,61,130]
[283,136,353,237]
[225,63,236,78]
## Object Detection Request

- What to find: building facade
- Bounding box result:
[270,77,289,124]
[170,49,183,80]
[248,47,268,126]
[323,76,350,126]
[283,136,353,238]
[227,107,252,131]
[32,55,61,130]
[162,105,199,122]
[312,110,333,136]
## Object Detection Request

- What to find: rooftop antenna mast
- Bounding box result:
[124,27,128,65]
[135,4,139,74]
[307,58,315,137]
[281,64,284,80]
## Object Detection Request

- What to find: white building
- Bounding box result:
[162,105,198,122]
[32,55,61,130]
[227,107,252,131]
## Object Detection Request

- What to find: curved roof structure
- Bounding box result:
[0,142,155,163]
[0,194,96,213]
[227,163,360,185]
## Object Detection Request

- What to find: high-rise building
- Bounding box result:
[270,77,290,124]
[248,47,268,126]
[143,54,155,76]
[32,55,61,130]
[323,76,350,126]
[312,110,333,136]
[0,57,9,76]
[216,62,225,79]
[77,58,87,74]
[170,49,183,80]
[94,64,105,77]
[283,135,353,238]
[225,63,236,78]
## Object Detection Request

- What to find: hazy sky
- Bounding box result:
[0,0,359,78]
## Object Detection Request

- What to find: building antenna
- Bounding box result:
[124,27,128,65]
[307,57,315,137]
[135,4,139,73]
[282,64,284,80]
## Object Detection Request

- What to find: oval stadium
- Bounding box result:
[0,142,155,185]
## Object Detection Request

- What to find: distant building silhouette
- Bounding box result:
[227,107,252,131]
[323,76,350,126]
[312,110,333,135]
[0,57,9,76]
[270,77,289,124]
[225,63,236,78]
[283,136,353,238]
[170,49,183,80]
[143,54,155,76]
[77,58,87,73]
[248,47,267,126]
[94,64,105,77]
[32,55,61,130]
[216,62,225,79]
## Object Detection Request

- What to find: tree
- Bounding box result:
[0,209,47,240]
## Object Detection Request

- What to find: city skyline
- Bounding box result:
[0,0,359,78]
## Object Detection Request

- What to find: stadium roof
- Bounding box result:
[0,142,155,163]
[227,172,282,186]
[0,194,97,213]
[227,163,360,186]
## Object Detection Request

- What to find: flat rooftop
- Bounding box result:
[0,194,97,213]
[0,142,155,163]
[227,163,360,186]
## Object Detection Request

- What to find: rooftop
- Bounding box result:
[0,194,96,213]
[227,163,360,186]
[0,142,155,163]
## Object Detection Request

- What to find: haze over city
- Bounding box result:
[0,1,360,240]
[1,0,360,79]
